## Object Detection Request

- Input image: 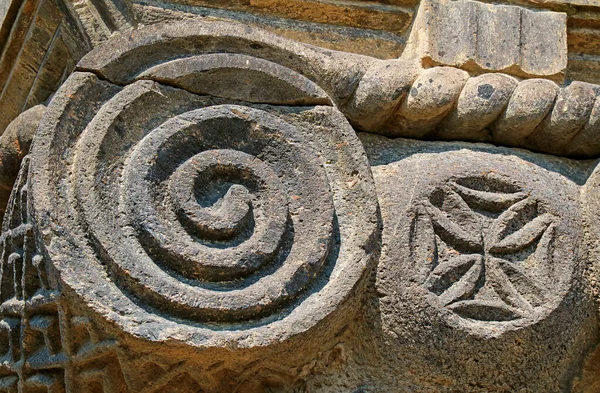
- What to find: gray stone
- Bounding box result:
[137,53,331,105]
[0,0,89,133]
[68,19,600,158]
[0,104,45,223]
[528,81,597,155]
[28,56,379,388]
[437,73,518,141]
[345,58,420,132]
[2,12,600,393]
[564,94,600,157]
[360,133,598,392]
[403,0,568,79]
[386,67,469,138]
[493,79,558,145]
[520,8,567,78]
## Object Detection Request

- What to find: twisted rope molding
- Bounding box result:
[345,63,600,158]
[11,19,600,160]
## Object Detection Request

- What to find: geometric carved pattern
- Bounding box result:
[0,157,126,392]
[416,175,558,322]
[70,21,600,158]
[367,147,584,334]
[364,134,594,393]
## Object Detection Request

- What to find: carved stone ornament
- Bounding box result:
[1,0,600,390]
[362,136,596,391]
[371,140,581,330]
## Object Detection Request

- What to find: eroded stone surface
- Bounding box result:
[0,104,45,220]
[26,52,379,387]
[404,0,568,79]
[0,9,600,392]
[361,134,598,392]
[0,0,89,134]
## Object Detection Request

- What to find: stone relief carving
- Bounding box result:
[0,157,126,392]
[368,138,584,332]
[20,25,380,389]
[364,136,596,391]
[0,0,600,390]
[31,69,379,344]
[415,175,559,324]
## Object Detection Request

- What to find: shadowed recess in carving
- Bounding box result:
[75,98,335,322]
[75,20,600,158]
[416,174,558,322]
[30,65,378,347]
[138,54,331,105]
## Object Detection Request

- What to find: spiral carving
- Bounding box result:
[31,66,377,346]
[73,102,340,323]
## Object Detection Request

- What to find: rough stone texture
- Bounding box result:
[386,67,469,138]
[3,9,600,156]
[2,0,599,90]
[583,159,600,328]
[25,37,379,387]
[404,0,568,79]
[2,3,600,392]
[437,73,518,141]
[493,79,559,145]
[360,134,599,392]
[0,104,44,220]
[61,0,600,84]
[0,0,89,134]
[71,18,600,158]
[131,2,408,59]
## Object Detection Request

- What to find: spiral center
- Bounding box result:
[169,150,267,242]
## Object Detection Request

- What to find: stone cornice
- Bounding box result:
[78,20,600,158]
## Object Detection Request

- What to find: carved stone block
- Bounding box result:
[0,0,89,133]
[0,3,600,391]
[405,0,568,79]
[362,134,597,391]
[23,22,379,389]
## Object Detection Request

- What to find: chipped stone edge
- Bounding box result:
[73,19,600,159]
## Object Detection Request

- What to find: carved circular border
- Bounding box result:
[30,67,378,347]
[371,145,582,335]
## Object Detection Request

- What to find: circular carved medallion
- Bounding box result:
[30,61,377,347]
[371,144,581,334]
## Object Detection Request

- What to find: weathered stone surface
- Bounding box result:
[566,95,600,157]
[0,104,44,220]
[528,81,598,155]
[138,53,331,105]
[1,19,589,159]
[361,134,598,392]
[493,79,559,145]
[437,73,518,141]
[345,58,420,131]
[520,7,568,78]
[67,0,134,46]
[357,67,600,157]
[25,26,379,387]
[125,0,415,60]
[404,0,568,79]
[2,7,600,392]
[386,67,469,138]
[0,0,89,134]
[132,2,408,59]
[75,20,376,103]
[4,0,595,86]
[583,161,600,319]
